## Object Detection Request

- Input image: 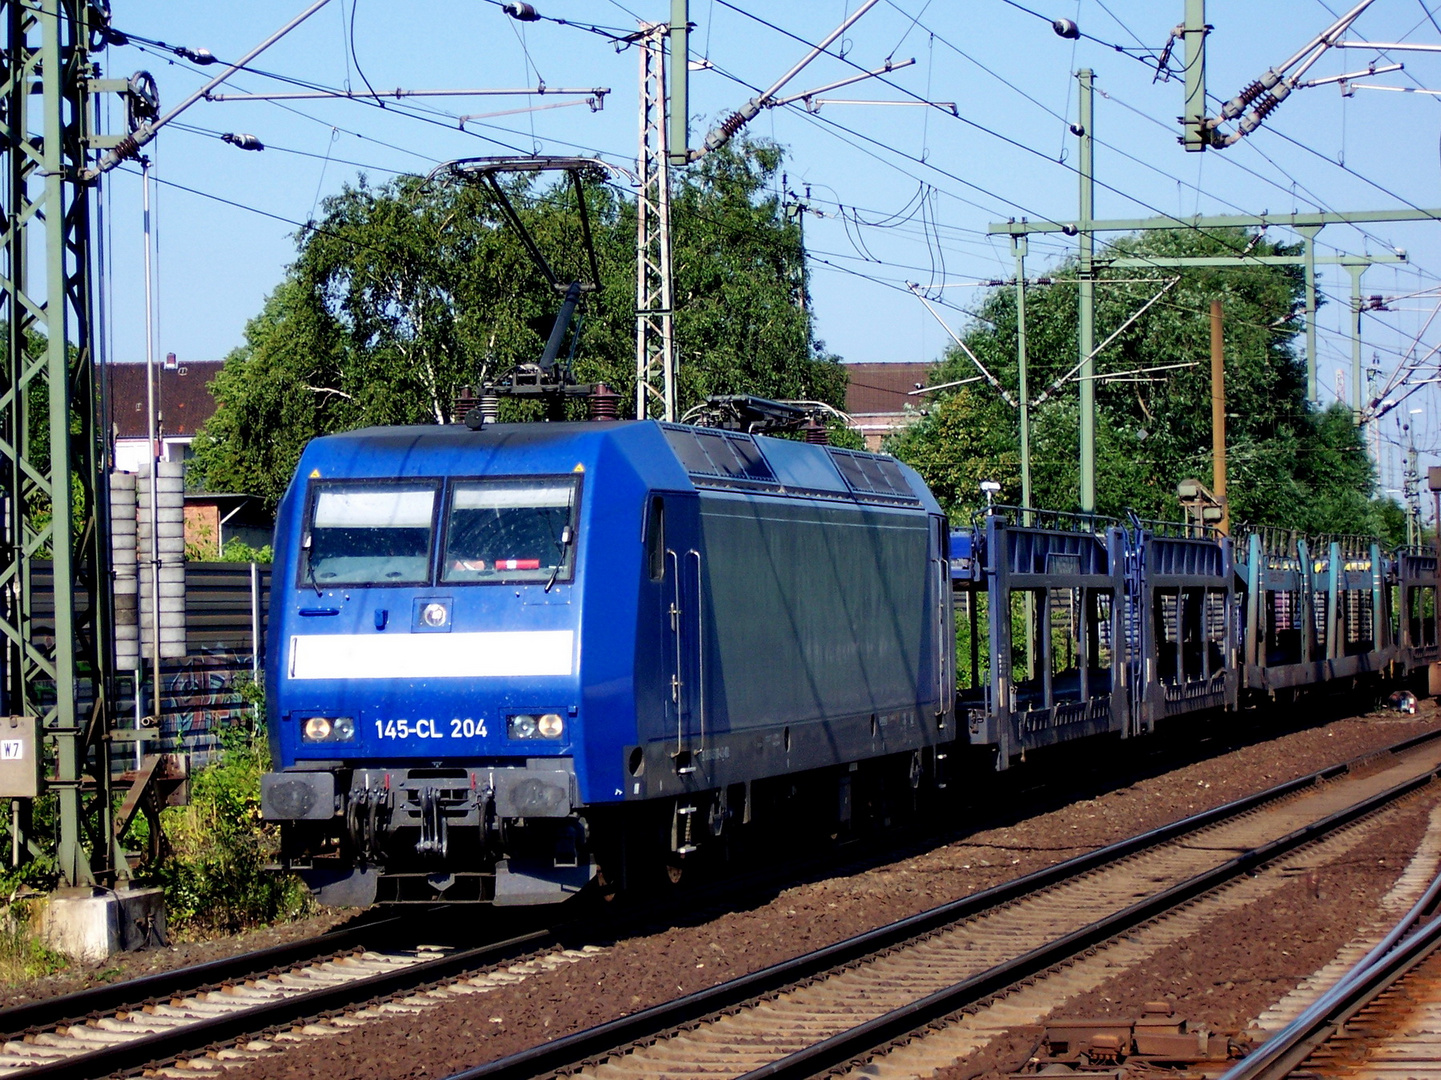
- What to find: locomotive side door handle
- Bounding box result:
[687,549,704,758]
[936,556,948,707]
[667,549,684,751]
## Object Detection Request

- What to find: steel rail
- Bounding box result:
[729,769,1438,1080]
[440,730,1441,1080]
[0,916,403,1039]
[1215,860,1441,1080]
[10,927,556,1080]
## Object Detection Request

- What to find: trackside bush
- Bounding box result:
[0,895,67,983]
[138,726,311,934]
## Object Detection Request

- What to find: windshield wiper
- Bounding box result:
[544,517,573,594]
[543,491,575,594]
[302,534,323,598]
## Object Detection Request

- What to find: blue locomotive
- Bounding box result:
[260,419,954,905]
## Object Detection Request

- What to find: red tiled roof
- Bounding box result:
[105,360,935,438]
[843,362,935,415]
[105,361,225,439]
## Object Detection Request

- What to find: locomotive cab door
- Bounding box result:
[930,514,955,729]
[644,493,706,783]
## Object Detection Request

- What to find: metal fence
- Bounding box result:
[25,561,271,770]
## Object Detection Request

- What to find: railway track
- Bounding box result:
[0,921,567,1080]
[3,727,1438,1080]
[1211,815,1441,1080]
[0,915,404,1040]
[1276,949,1441,1080]
[437,730,1441,1080]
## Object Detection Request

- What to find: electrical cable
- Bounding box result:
[991,0,1158,60]
[879,5,1311,244]
[120,38,539,159]
[1422,0,1441,38]
[1310,0,1441,106]
[79,26,1425,452]
[310,126,342,220]
[884,0,932,61]
[172,119,408,187]
[347,0,383,104]
[469,2,1325,307]
[706,52,1386,328]
[974,0,1441,346]
[338,0,353,91]
[707,0,1396,297]
[1095,82,1441,301]
[603,0,645,23]
[115,22,634,161]
[1090,0,1155,57]
[888,0,1441,295]
[112,3,1441,431]
[132,19,1027,312]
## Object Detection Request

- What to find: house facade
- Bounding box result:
[842,361,934,450]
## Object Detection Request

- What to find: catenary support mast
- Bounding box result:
[635,22,676,421]
[1,0,118,884]
[1077,70,1096,513]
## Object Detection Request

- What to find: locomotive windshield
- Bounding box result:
[442,477,579,585]
[305,483,437,586]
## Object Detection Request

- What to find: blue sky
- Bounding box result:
[97,1,1441,506]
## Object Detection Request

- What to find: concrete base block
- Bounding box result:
[1430,662,1441,697]
[39,886,166,963]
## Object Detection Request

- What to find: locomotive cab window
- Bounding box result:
[644,496,665,581]
[442,477,580,585]
[303,482,439,587]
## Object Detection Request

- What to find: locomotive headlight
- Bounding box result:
[301,716,355,743]
[302,716,332,741]
[508,713,563,740]
[421,602,448,628]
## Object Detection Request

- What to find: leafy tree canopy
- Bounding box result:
[190,141,845,509]
[887,228,1405,543]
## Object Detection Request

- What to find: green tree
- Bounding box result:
[669,143,845,409]
[190,142,845,509]
[185,281,344,509]
[889,228,1403,543]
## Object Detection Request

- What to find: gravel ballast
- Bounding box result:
[215,704,1441,1080]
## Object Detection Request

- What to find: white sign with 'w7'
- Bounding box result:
[0,741,24,760]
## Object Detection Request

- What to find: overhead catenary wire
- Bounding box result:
[91,0,337,177]
[185,21,1423,351]
[704,55,1395,344]
[114,23,632,162]
[120,38,538,159]
[855,1,1441,317]
[105,2,1441,439]
[877,3,1396,265]
[702,5,1413,321]
[67,30,1371,432]
[318,1,1383,320]
[685,27,1438,410]
[725,8,1441,428]
[130,160,1365,431]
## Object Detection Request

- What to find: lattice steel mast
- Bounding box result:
[634,22,676,422]
[1,0,119,885]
